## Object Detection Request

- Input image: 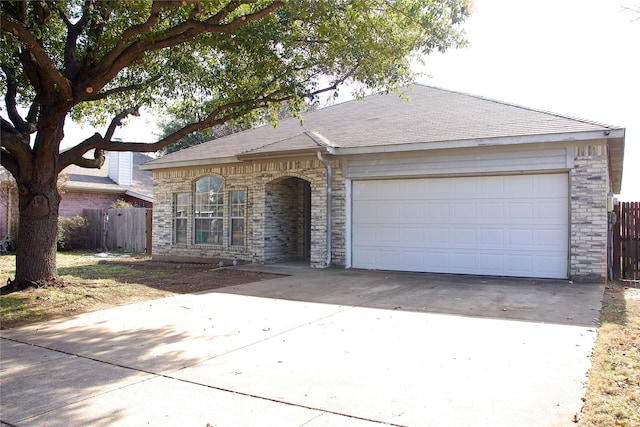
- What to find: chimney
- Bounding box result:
[108,151,133,186]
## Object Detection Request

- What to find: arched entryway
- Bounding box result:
[264,176,311,263]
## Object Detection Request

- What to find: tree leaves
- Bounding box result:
[1,0,469,155]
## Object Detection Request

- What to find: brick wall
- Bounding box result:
[0,186,18,239]
[570,145,609,281]
[151,157,345,267]
[59,192,120,218]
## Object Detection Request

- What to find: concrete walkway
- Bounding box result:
[1,267,603,426]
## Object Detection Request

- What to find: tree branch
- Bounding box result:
[1,16,73,101]
[0,148,20,179]
[104,105,140,141]
[57,133,104,172]
[56,0,93,80]
[84,75,161,102]
[2,63,36,137]
[93,1,285,95]
[1,118,32,178]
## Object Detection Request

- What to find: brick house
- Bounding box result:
[0,151,154,242]
[59,151,154,218]
[142,85,625,281]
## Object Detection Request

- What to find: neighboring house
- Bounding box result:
[60,151,154,218]
[141,84,625,281]
[0,167,19,242]
[0,151,154,241]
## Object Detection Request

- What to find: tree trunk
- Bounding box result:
[6,108,65,292]
[14,178,60,287]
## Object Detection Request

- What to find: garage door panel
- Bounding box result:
[352,174,568,279]
[402,228,424,244]
[537,201,568,220]
[379,227,401,243]
[453,228,476,245]
[427,203,450,219]
[481,203,505,220]
[403,204,423,219]
[454,203,477,220]
[427,227,450,244]
[480,228,505,246]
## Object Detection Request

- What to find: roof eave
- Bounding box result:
[608,135,624,194]
[140,156,240,171]
[236,147,332,160]
[331,129,624,156]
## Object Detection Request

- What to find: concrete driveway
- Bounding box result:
[1,266,603,426]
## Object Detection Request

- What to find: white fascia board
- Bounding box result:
[63,184,124,194]
[332,129,623,156]
[139,157,240,170]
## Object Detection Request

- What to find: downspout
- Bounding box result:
[317,151,332,267]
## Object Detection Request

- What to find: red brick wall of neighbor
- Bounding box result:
[0,187,19,239]
[59,192,121,218]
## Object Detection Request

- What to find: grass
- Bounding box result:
[0,252,173,329]
[0,252,280,329]
[579,282,640,426]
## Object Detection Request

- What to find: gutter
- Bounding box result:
[317,151,332,267]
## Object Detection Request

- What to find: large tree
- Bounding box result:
[0,0,469,291]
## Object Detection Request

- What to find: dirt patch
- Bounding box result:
[94,258,285,294]
[0,255,285,329]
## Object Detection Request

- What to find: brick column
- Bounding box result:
[569,146,608,281]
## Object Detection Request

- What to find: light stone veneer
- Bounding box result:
[570,145,609,282]
[152,145,610,281]
[151,157,345,268]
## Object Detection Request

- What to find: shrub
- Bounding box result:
[57,216,90,251]
[110,199,134,209]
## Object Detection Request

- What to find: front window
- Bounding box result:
[173,193,188,244]
[194,176,224,245]
[231,190,246,246]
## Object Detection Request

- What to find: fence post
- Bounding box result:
[613,203,621,280]
[146,208,153,255]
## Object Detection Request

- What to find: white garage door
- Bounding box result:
[352,174,568,279]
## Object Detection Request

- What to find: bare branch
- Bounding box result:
[84,75,161,102]
[57,132,104,171]
[0,148,20,179]
[2,63,35,136]
[621,4,640,20]
[105,105,140,141]
[1,16,73,101]
[55,0,93,79]
[1,118,32,178]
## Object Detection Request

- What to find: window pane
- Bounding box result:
[231,219,244,246]
[231,190,246,246]
[194,176,223,245]
[174,193,189,244]
[175,218,187,244]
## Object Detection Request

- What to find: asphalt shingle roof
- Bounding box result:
[62,152,154,199]
[145,84,621,167]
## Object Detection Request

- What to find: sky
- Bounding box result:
[413,0,639,200]
[66,0,639,199]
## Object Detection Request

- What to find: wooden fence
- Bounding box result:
[82,208,151,254]
[612,201,640,281]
